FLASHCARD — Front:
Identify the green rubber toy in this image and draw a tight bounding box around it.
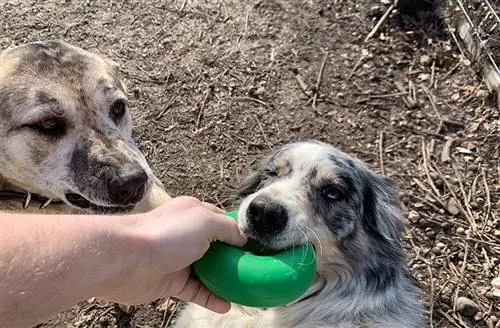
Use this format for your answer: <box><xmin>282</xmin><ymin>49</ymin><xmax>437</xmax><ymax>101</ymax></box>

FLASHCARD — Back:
<box><xmin>193</xmin><ymin>210</ymin><xmax>317</xmax><ymax>308</ymax></box>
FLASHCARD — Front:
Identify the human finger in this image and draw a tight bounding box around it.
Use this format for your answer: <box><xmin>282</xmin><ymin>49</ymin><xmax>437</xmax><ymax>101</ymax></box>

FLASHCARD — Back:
<box><xmin>173</xmin><ymin>276</ymin><xmax>231</xmax><ymax>313</ymax></box>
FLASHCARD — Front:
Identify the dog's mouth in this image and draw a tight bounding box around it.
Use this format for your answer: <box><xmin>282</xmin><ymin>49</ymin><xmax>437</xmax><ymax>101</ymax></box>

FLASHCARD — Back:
<box><xmin>65</xmin><ymin>193</ymin><xmax>133</xmax><ymax>214</ymax></box>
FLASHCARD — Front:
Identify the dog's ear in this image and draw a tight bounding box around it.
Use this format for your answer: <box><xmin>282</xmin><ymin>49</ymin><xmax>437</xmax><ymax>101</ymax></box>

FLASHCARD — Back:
<box><xmin>235</xmin><ymin>167</ymin><xmax>264</xmax><ymax>198</ymax></box>
<box><xmin>361</xmin><ymin>173</ymin><xmax>405</xmax><ymax>245</ymax></box>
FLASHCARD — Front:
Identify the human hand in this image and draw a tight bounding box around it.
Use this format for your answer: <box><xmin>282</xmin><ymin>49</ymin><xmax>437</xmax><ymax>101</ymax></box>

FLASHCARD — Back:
<box><xmin>98</xmin><ymin>196</ymin><xmax>246</xmax><ymax>313</ymax></box>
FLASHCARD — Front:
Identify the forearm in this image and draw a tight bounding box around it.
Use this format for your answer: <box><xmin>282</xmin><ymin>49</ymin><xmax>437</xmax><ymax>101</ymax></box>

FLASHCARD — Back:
<box><xmin>0</xmin><ymin>212</ymin><xmax>137</xmax><ymax>328</ymax></box>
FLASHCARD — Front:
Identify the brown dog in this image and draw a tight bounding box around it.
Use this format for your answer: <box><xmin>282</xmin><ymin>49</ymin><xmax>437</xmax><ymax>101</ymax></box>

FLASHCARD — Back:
<box><xmin>0</xmin><ymin>40</ymin><xmax>170</xmax><ymax>214</ymax></box>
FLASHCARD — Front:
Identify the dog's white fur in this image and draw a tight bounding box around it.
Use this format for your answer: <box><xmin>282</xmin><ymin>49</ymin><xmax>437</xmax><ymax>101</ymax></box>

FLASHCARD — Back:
<box><xmin>174</xmin><ymin>141</ymin><xmax>424</xmax><ymax>328</ymax></box>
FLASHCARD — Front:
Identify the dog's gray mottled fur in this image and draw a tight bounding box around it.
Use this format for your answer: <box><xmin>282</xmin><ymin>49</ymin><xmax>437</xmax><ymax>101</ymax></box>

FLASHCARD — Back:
<box><xmin>0</xmin><ymin>40</ymin><xmax>170</xmax><ymax>214</ymax></box>
<box><xmin>175</xmin><ymin>140</ymin><xmax>424</xmax><ymax>328</ymax></box>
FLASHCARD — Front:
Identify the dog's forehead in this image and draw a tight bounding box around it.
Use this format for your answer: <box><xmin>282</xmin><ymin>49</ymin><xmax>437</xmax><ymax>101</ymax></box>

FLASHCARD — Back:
<box><xmin>270</xmin><ymin>141</ymin><xmax>362</xmax><ymax>182</ymax></box>
<box><xmin>1</xmin><ymin>41</ymin><xmax>117</xmax><ymax>90</ymax></box>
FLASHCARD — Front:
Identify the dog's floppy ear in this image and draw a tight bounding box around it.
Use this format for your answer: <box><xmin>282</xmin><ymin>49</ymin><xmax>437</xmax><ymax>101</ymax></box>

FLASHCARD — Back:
<box><xmin>361</xmin><ymin>172</ymin><xmax>405</xmax><ymax>245</ymax></box>
<box><xmin>235</xmin><ymin>167</ymin><xmax>264</xmax><ymax>198</ymax></box>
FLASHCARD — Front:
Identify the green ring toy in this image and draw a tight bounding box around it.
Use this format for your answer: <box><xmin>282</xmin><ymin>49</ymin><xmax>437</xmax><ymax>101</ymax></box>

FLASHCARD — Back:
<box><xmin>193</xmin><ymin>210</ymin><xmax>317</xmax><ymax>308</ymax></box>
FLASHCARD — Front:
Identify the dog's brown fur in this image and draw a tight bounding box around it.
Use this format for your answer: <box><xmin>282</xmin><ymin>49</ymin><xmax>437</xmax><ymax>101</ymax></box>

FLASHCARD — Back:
<box><xmin>0</xmin><ymin>40</ymin><xmax>170</xmax><ymax>215</ymax></box>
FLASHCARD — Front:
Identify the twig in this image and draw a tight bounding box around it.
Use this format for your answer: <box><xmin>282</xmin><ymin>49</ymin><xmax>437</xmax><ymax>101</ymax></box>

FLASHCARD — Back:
<box><xmin>313</xmin><ymin>51</ymin><xmax>329</xmax><ymax>108</ymax></box>
<box><xmin>89</xmin><ymin>307</ymin><xmax>113</xmax><ymax>328</ymax></box>
<box><xmin>364</xmin><ymin>3</ymin><xmax>395</xmax><ymax>42</ymax></box>
<box><xmin>430</xmin><ymin>59</ymin><xmax>436</xmax><ymax>89</ymax></box>
<box><xmin>428</xmin><ymin>265</ymin><xmax>435</xmax><ymax>328</ymax></box>
<box><xmin>431</xmin><ymin>162</ymin><xmax>479</xmax><ymax>234</ymax></box>
<box><xmin>412</xmin><ymin>177</ymin><xmax>449</xmax><ymax>213</ymax></box>
<box><xmin>179</xmin><ymin>0</ymin><xmax>188</xmax><ymax>11</ymax></box>
<box><xmin>347</xmin><ymin>52</ymin><xmax>366</xmax><ymax>81</ymax></box>
<box><xmin>254</xmin><ymin>115</ymin><xmax>272</xmax><ymax>149</ymax></box>
<box><xmin>452</xmin><ymin>162</ymin><xmax>477</xmax><ymax>227</ymax></box>
<box><xmin>156</xmin><ymin>95</ymin><xmax>178</xmax><ymax>119</ymax></box>
<box><xmin>164</xmin><ymin>299</ymin><xmax>180</xmax><ymax>328</ymax></box>
<box><xmin>378</xmin><ymin>131</ymin><xmax>385</xmax><ymax>175</ymax></box>
<box><xmin>421</xmin><ymin>139</ymin><xmax>441</xmax><ymax>198</ymax></box>
<box><xmin>481</xmin><ymin>167</ymin><xmax>492</xmax><ymax>224</ymax></box>
<box><xmin>437</xmin><ymin>309</ymin><xmax>466</xmax><ymax>328</ymax></box>
<box><xmin>233</xmin><ymin>96</ymin><xmax>269</xmax><ymax>106</ymax></box>
<box><xmin>292</xmin><ymin>70</ymin><xmax>311</xmax><ymax>97</ymax></box>
<box><xmin>196</xmin><ymin>87</ymin><xmax>211</xmax><ymax>128</ymax></box>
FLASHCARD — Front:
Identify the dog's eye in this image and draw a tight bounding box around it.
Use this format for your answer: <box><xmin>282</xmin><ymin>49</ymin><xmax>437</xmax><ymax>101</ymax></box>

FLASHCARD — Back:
<box><xmin>29</xmin><ymin>117</ymin><xmax>66</xmax><ymax>138</ymax></box>
<box><xmin>264</xmin><ymin>167</ymin><xmax>278</xmax><ymax>177</ymax></box>
<box><xmin>109</xmin><ymin>99</ymin><xmax>127</xmax><ymax>122</ymax></box>
<box><xmin>321</xmin><ymin>185</ymin><xmax>343</xmax><ymax>201</ymax></box>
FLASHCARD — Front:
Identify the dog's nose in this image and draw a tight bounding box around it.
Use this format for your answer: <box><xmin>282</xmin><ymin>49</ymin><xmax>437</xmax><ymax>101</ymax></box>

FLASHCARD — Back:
<box><xmin>108</xmin><ymin>169</ymin><xmax>148</xmax><ymax>205</ymax></box>
<box><xmin>247</xmin><ymin>196</ymin><xmax>288</xmax><ymax>235</ymax></box>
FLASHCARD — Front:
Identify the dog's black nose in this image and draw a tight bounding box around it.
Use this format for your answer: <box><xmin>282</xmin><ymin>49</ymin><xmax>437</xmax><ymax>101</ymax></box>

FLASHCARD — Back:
<box><xmin>108</xmin><ymin>169</ymin><xmax>148</xmax><ymax>205</ymax></box>
<box><xmin>247</xmin><ymin>196</ymin><xmax>288</xmax><ymax>235</ymax></box>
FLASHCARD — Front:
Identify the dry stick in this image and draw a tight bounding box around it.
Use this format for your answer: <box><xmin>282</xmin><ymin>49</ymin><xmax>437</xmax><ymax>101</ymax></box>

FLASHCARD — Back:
<box><xmin>428</xmin><ymin>265</ymin><xmax>435</xmax><ymax>328</ymax></box>
<box><xmin>165</xmin><ymin>300</ymin><xmax>180</xmax><ymax>328</ymax></box>
<box><xmin>294</xmin><ymin>73</ymin><xmax>311</xmax><ymax>97</ymax></box>
<box><xmin>179</xmin><ymin>0</ymin><xmax>188</xmax><ymax>11</ymax></box>
<box><xmin>313</xmin><ymin>51</ymin><xmax>329</xmax><ymax>109</ymax></box>
<box><xmin>89</xmin><ymin>307</ymin><xmax>113</xmax><ymax>328</ymax></box>
<box><xmin>196</xmin><ymin>87</ymin><xmax>211</xmax><ymax>128</ymax></box>
<box><xmin>430</xmin><ymin>59</ymin><xmax>436</xmax><ymax>89</ymax></box>
<box><xmin>412</xmin><ymin>178</ymin><xmax>449</xmax><ymax>213</ymax></box>
<box><xmin>421</xmin><ymin>86</ymin><xmax>443</xmax><ymax>153</ymax></box>
<box><xmin>430</xmin><ymin>162</ymin><xmax>479</xmax><ymax>234</ymax></box>
<box><xmin>481</xmin><ymin>167</ymin><xmax>492</xmax><ymax>225</ymax></box>
<box><xmin>378</xmin><ymin>131</ymin><xmax>385</xmax><ymax>175</ymax></box>
<box><xmin>452</xmin><ymin>162</ymin><xmax>477</xmax><ymax>228</ymax></box>
<box><xmin>421</xmin><ymin>139</ymin><xmax>442</xmax><ymax>197</ymax></box>
<box><xmin>364</xmin><ymin>3</ymin><xmax>395</xmax><ymax>42</ymax></box>
<box><xmin>347</xmin><ymin>53</ymin><xmax>366</xmax><ymax>81</ymax></box>
<box><xmin>254</xmin><ymin>114</ymin><xmax>272</xmax><ymax>149</ymax></box>
<box><xmin>437</xmin><ymin>309</ymin><xmax>466</xmax><ymax>328</ymax></box>
<box><xmin>156</xmin><ymin>95</ymin><xmax>179</xmax><ymax>119</ymax></box>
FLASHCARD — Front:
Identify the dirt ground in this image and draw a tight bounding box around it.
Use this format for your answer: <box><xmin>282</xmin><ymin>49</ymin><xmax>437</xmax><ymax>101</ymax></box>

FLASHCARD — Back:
<box><xmin>1</xmin><ymin>0</ymin><xmax>499</xmax><ymax>327</ymax></box>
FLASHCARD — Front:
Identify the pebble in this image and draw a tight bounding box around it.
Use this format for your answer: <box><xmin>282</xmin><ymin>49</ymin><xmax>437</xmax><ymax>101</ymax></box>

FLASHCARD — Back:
<box><xmin>436</xmin><ymin>242</ymin><xmax>446</xmax><ymax>249</ymax></box>
<box><xmin>420</xmin><ymin>54</ymin><xmax>432</xmax><ymax>66</ymax></box>
<box><xmin>447</xmin><ymin>198</ymin><xmax>460</xmax><ymax>216</ymax></box>
<box><xmin>455</xmin><ymin>297</ymin><xmax>479</xmax><ymax>317</ymax></box>
<box><xmin>476</xmin><ymin>89</ymin><xmax>490</xmax><ymax>98</ymax></box>
<box><xmin>456</xmin><ymin>227</ymin><xmax>465</xmax><ymax>234</ymax></box>
<box><xmin>491</xmin><ymin>277</ymin><xmax>500</xmax><ymax>298</ymax></box>
<box><xmin>494</xmin><ymin>230</ymin><xmax>500</xmax><ymax>238</ymax></box>
<box><xmin>407</xmin><ymin>210</ymin><xmax>420</xmax><ymax>222</ymax></box>
<box><xmin>440</xmin><ymin>221</ymin><xmax>451</xmax><ymax>229</ymax></box>
<box><xmin>431</xmin><ymin>246</ymin><xmax>442</xmax><ymax>255</ymax></box>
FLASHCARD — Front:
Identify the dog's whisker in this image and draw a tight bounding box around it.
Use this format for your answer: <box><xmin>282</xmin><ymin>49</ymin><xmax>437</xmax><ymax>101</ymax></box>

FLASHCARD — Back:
<box><xmin>23</xmin><ymin>192</ymin><xmax>32</xmax><ymax>209</ymax></box>
<box><xmin>39</xmin><ymin>198</ymin><xmax>53</xmax><ymax>209</ymax></box>
<box><xmin>304</xmin><ymin>224</ymin><xmax>323</xmax><ymax>263</ymax></box>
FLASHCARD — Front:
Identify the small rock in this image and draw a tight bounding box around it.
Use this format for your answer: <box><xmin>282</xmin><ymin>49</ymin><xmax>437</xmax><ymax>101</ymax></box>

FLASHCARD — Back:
<box><xmin>494</xmin><ymin>230</ymin><xmax>500</xmax><ymax>238</ymax></box>
<box><xmin>441</xmin><ymin>221</ymin><xmax>451</xmax><ymax>229</ymax></box>
<box><xmin>469</xmin><ymin>201</ymin><xmax>479</xmax><ymax>209</ymax></box>
<box><xmin>473</xmin><ymin>311</ymin><xmax>483</xmax><ymax>321</ymax></box>
<box><xmin>436</xmin><ymin>242</ymin><xmax>446</xmax><ymax>249</ymax></box>
<box><xmin>457</xmin><ymin>251</ymin><xmax>465</xmax><ymax>260</ymax></box>
<box><xmin>447</xmin><ymin>198</ymin><xmax>460</xmax><ymax>216</ymax></box>
<box><xmin>456</xmin><ymin>226</ymin><xmax>465</xmax><ymax>234</ymax></box>
<box><xmin>419</xmin><ymin>54</ymin><xmax>432</xmax><ymax>66</ymax></box>
<box><xmin>491</xmin><ymin>277</ymin><xmax>500</xmax><ymax>298</ymax></box>
<box><xmin>408</xmin><ymin>210</ymin><xmax>420</xmax><ymax>222</ymax></box>
<box><xmin>455</xmin><ymin>296</ymin><xmax>479</xmax><ymax>317</ymax></box>
<box><xmin>490</xmin><ymin>315</ymin><xmax>498</xmax><ymax>324</ymax></box>
<box><xmin>431</xmin><ymin>246</ymin><xmax>442</xmax><ymax>255</ymax></box>
<box><xmin>417</xmin><ymin>73</ymin><xmax>430</xmax><ymax>81</ymax></box>
<box><xmin>476</xmin><ymin>89</ymin><xmax>489</xmax><ymax>98</ymax></box>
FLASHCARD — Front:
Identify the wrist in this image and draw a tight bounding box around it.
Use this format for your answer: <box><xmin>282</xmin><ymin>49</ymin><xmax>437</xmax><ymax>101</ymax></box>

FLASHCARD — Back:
<box><xmin>92</xmin><ymin>213</ymin><xmax>151</xmax><ymax>300</ymax></box>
